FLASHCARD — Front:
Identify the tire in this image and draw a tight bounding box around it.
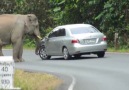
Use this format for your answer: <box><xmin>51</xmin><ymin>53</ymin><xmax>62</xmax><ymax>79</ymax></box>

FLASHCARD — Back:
<box><xmin>74</xmin><ymin>54</ymin><xmax>81</xmax><ymax>59</ymax></box>
<box><xmin>63</xmin><ymin>47</ymin><xmax>71</xmax><ymax>60</ymax></box>
<box><xmin>39</xmin><ymin>46</ymin><xmax>51</xmax><ymax>60</ymax></box>
<box><xmin>97</xmin><ymin>51</ymin><xmax>105</xmax><ymax>58</ymax></box>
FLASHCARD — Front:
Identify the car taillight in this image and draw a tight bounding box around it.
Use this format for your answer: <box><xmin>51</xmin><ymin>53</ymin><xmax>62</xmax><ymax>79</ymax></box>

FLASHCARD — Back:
<box><xmin>102</xmin><ymin>36</ymin><xmax>107</xmax><ymax>41</ymax></box>
<box><xmin>71</xmin><ymin>39</ymin><xmax>79</xmax><ymax>43</ymax></box>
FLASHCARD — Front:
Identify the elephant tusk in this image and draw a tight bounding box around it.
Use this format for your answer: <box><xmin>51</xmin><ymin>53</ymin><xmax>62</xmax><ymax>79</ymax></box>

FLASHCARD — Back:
<box><xmin>37</xmin><ymin>36</ymin><xmax>42</xmax><ymax>40</ymax></box>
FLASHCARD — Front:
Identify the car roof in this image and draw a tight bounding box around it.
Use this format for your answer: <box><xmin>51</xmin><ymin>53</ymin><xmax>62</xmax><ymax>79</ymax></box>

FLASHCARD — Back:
<box><xmin>56</xmin><ymin>24</ymin><xmax>92</xmax><ymax>29</ymax></box>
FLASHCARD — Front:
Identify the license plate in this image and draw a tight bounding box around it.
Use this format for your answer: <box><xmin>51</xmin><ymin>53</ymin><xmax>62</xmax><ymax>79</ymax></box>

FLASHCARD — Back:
<box><xmin>84</xmin><ymin>39</ymin><xmax>96</xmax><ymax>44</ymax></box>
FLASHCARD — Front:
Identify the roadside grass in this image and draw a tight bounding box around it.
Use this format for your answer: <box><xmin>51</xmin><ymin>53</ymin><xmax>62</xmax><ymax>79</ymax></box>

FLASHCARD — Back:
<box><xmin>14</xmin><ymin>70</ymin><xmax>62</xmax><ymax>90</ymax></box>
<box><xmin>108</xmin><ymin>47</ymin><xmax>129</xmax><ymax>53</ymax></box>
<box><xmin>3</xmin><ymin>45</ymin><xmax>34</xmax><ymax>50</ymax></box>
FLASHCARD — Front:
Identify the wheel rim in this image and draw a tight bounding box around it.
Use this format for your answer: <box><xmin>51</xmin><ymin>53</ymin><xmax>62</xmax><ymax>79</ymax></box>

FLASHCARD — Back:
<box><xmin>40</xmin><ymin>48</ymin><xmax>47</xmax><ymax>59</ymax></box>
<box><xmin>63</xmin><ymin>48</ymin><xmax>68</xmax><ymax>59</ymax></box>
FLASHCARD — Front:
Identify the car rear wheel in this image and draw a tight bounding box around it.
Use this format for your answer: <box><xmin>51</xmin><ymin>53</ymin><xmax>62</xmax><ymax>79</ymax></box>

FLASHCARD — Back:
<box><xmin>63</xmin><ymin>47</ymin><xmax>71</xmax><ymax>60</ymax></box>
<box><xmin>97</xmin><ymin>51</ymin><xmax>105</xmax><ymax>58</ymax></box>
<box><xmin>39</xmin><ymin>46</ymin><xmax>51</xmax><ymax>60</ymax></box>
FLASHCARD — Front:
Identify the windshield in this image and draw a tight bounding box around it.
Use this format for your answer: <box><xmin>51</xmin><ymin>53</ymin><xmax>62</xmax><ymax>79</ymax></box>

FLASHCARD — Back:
<box><xmin>70</xmin><ymin>26</ymin><xmax>100</xmax><ymax>34</ymax></box>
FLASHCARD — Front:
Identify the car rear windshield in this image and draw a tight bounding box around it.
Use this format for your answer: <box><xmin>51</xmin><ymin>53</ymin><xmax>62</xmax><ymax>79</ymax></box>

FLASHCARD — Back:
<box><xmin>70</xmin><ymin>26</ymin><xmax>100</xmax><ymax>34</ymax></box>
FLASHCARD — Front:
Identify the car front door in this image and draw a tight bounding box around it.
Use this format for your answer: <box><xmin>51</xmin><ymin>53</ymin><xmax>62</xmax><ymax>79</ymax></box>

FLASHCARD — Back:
<box><xmin>45</xmin><ymin>30</ymin><xmax>58</xmax><ymax>55</ymax></box>
<box><xmin>54</xmin><ymin>28</ymin><xmax>66</xmax><ymax>55</ymax></box>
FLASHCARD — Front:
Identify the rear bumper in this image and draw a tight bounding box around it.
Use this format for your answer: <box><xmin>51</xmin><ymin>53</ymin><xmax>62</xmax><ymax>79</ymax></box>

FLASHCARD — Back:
<box><xmin>68</xmin><ymin>42</ymin><xmax>107</xmax><ymax>55</ymax></box>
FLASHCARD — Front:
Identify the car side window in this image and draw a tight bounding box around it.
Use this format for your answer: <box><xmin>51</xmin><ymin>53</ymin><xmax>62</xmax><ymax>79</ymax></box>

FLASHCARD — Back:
<box><xmin>48</xmin><ymin>28</ymin><xmax>66</xmax><ymax>38</ymax></box>
<box><xmin>57</xmin><ymin>28</ymin><xmax>66</xmax><ymax>37</ymax></box>
<box><xmin>48</xmin><ymin>31</ymin><xmax>57</xmax><ymax>38</ymax></box>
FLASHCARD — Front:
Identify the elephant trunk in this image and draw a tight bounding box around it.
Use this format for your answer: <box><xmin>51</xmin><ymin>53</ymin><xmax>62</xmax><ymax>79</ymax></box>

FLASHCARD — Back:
<box><xmin>35</xmin><ymin>35</ymin><xmax>42</xmax><ymax>55</ymax></box>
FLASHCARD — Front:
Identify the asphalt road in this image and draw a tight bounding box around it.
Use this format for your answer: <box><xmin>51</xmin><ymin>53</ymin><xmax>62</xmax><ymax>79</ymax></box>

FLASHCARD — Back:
<box><xmin>3</xmin><ymin>49</ymin><xmax>129</xmax><ymax>90</ymax></box>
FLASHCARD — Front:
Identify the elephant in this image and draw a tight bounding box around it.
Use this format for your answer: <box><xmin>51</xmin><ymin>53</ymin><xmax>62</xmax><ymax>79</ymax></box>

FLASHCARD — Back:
<box><xmin>0</xmin><ymin>14</ymin><xmax>42</xmax><ymax>62</ymax></box>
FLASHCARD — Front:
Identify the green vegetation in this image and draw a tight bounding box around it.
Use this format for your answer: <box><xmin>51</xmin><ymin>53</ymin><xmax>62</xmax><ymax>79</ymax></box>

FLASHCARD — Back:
<box><xmin>1</xmin><ymin>0</ymin><xmax>129</xmax><ymax>49</ymax></box>
<box><xmin>108</xmin><ymin>48</ymin><xmax>129</xmax><ymax>53</ymax></box>
<box><xmin>14</xmin><ymin>70</ymin><xmax>62</xmax><ymax>90</ymax></box>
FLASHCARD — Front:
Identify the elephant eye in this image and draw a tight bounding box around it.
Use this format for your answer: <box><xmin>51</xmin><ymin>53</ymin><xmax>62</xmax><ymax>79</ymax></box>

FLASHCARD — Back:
<box><xmin>36</xmin><ymin>25</ymin><xmax>39</xmax><ymax>28</ymax></box>
<box><xmin>29</xmin><ymin>17</ymin><xmax>33</xmax><ymax>22</ymax></box>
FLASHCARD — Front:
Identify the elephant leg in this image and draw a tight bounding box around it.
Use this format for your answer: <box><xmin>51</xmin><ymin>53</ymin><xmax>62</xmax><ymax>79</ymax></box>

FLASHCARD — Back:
<box><xmin>0</xmin><ymin>39</ymin><xmax>3</xmax><ymax>56</ymax></box>
<box><xmin>0</xmin><ymin>46</ymin><xmax>4</xmax><ymax>56</ymax></box>
<box><xmin>18</xmin><ymin>42</ymin><xmax>24</xmax><ymax>62</ymax></box>
<box><xmin>12</xmin><ymin>40</ymin><xmax>22</xmax><ymax>62</ymax></box>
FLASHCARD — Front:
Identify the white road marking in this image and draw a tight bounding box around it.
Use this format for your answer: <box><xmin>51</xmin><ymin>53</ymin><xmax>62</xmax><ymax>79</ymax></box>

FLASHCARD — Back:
<box><xmin>68</xmin><ymin>75</ymin><xmax>76</xmax><ymax>90</ymax></box>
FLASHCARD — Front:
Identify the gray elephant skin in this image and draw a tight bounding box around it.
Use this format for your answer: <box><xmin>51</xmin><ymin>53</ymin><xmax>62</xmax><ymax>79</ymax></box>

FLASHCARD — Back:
<box><xmin>0</xmin><ymin>14</ymin><xmax>42</xmax><ymax>62</ymax></box>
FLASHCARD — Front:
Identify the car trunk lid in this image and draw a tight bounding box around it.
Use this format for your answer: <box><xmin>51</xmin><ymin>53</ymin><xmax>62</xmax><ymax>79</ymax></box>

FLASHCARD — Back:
<box><xmin>72</xmin><ymin>33</ymin><xmax>105</xmax><ymax>45</ymax></box>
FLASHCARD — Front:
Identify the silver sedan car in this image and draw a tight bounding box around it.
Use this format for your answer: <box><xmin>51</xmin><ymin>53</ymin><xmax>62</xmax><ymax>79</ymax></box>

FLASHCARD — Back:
<box><xmin>39</xmin><ymin>24</ymin><xmax>107</xmax><ymax>60</ymax></box>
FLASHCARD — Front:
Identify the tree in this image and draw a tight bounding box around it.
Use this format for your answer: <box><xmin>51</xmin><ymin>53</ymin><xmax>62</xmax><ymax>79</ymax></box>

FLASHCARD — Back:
<box><xmin>50</xmin><ymin>0</ymin><xmax>129</xmax><ymax>48</ymax></box>
<box><xmin>95</xmin><ymin>0</ymin><xmax>129</xmax><ymax>47</ymax></box>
